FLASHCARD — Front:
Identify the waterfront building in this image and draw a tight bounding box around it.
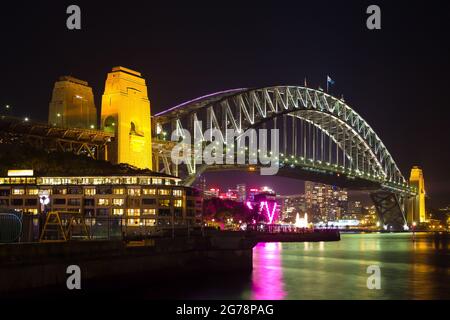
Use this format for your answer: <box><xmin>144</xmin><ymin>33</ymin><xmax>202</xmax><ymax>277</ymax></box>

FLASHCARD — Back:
<box><xmin>279</xmin><ymin>194</ymin><xmax>306</xmax><ymax>224</ymax></box>
<box><xmin>304</xmin><ymin>181</ymin><xmax>348</xmax><ymax>223</ymax></box>
<box><xmin>48</xmin><ymin>76</ymin><xmax>97</xmax><ymax>129</ymax></box>
<box><xmin>0</xmin><ymin>170</ymin><xmax>202</xmax><ymax>228</ymax></box>
<box><xmin>101</xmin><ymin>66</ymin><xmax>153</xmax><ymax>170</ymax></box>
<box><xmin>348</xmin><ymin>200</ymin><xmax>362</xmax><ymax>215</ymax></box>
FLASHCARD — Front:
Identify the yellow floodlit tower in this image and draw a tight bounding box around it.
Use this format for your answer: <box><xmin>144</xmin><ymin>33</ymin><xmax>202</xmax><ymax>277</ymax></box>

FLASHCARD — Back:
<box><xmin>409</xmin><ymin>166</ymin><xmax>426</xmax><ymax>223</ymax></box>
<box><xmin>101</xmin><ymin>67</ymin><xmax>152</xmax><ymax>169</ymax></box>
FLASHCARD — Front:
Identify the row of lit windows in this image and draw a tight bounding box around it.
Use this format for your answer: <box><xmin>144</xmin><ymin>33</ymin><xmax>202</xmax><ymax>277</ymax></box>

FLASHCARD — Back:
<box><xmin>11</xmin><ymin>189</ymin><xmax>39</xmax><ymax>195</ymax></box>
<box><xmin>112</xmin><ymin>208</ymin><xmax>157</xmax><ymax>216</ymax></box>
<box><xmin>96</xmin><ymin>198</ymin><xmax>182</xmax><ymax>206</ymax></box>
<box><xmin>0</xmin><ymin>176</ymin><xmax>180</xmax><ymax>186</ymax></box>
<box><xmin>3</xmin><ymin>188</ymin><xmax>183</xmax><ymax>197</ymax></box>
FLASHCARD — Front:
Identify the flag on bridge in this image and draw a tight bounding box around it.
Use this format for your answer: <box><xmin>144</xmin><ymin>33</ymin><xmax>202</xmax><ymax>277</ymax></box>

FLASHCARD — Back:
<box><xmin>326</xmin><ymin>75</ymin><xmax>335</xmax><ymax>93</ymax></box>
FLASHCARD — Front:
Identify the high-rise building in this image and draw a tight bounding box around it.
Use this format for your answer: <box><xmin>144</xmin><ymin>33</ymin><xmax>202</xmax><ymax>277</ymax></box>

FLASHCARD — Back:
<box><xmin>304</xmin><ymin>181</ymin><xmax>347</xmax><ymax>222</ymax></box>
<box><xmin>279</xmin><ymin>194</ymin><xmax>306</xmax><ymax>223</ymax></box>
<box><xmin>101</xmin><ymin>67</ymin><xmax>152</xmax><ymax>170</ymax></box>
<box><xmin>48</xmin><ymin>76</ymin><xmax>97</xmax><ymax>129</ymax></box>
<box><xmin>236</xmin><ymin>184</ymin><xmax>246</xmax><ymax>202</ymax></box>
<box><xmin>194</xmin><ymin>175</ymin><xmax>207</xmax><ymax>193</ymax></box>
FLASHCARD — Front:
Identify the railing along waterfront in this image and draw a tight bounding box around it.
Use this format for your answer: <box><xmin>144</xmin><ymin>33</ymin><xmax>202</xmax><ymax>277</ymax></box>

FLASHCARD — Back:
<box><xmin>0</xmin><ymin>214</ymin><xmax>200</xmax><ymax>243</ymax></box>
<box><xmin>246</xmin><ymin>224</ymin><xmax>338</xmax><ymax>234</ymax></box>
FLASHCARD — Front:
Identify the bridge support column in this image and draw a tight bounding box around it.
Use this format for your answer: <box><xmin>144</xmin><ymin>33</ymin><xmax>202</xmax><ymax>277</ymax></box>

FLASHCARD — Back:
<box><xmin>407</xmin><ymin>166</ymin><xmax>426</xmax><ymax>224</ymax></box>
<box><xmin>370</xmin><ymin>191</ymin><xmax>406</xmax><ymax>230</ymax></box>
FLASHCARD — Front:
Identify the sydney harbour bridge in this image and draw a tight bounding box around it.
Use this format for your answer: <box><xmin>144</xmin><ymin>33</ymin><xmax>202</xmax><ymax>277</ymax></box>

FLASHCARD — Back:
<box><xmin>0</xmin><ymin>81</ymin><xmax>421</xmax><ymax>230</ymax></box>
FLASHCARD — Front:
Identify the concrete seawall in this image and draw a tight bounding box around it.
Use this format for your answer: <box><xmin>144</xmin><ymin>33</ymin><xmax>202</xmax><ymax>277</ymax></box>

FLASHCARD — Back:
<box><xmin>0</xmin><ymin>235</ymin><xmax>255</xmax><ymax>294</ymax></box>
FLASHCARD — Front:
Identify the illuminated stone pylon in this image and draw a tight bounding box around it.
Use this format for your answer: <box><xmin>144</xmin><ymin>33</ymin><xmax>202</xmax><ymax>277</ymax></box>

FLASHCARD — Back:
<box><xmin>408</xmin><ymin>166</ymin><xmax>426</xmax><ymax>223</ymax></box>
<box><xmin>101</xmin><ymin>67</ymin><xmax>152</xmax><ymax>169</ymax></box>
<box><xmin>48</xmin><ymin>76</ymin><xmax>97</xmax><ymax>129</ymax></box>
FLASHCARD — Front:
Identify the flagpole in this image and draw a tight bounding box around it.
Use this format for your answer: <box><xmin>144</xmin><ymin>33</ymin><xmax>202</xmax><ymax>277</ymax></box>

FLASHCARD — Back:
<box><xmin>326</xmin><ymin>76</ymin><xmax>329</xmax><ymax>93</ymax></box>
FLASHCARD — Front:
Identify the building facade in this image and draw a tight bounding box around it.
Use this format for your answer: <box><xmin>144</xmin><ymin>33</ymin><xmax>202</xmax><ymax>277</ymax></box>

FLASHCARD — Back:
<box><xmin>304</xmin><ymin>181</ymin><xmax>348</xmax><ymax>223</ymax></box>
<box><xmin>0</xmin><ymin>172</ymin><xmax>202</xmax><ymax>229</ymax></box>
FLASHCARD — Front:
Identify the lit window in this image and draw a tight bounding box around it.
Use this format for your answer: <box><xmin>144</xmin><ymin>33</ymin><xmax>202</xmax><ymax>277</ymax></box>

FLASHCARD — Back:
<box><xmin>125</xmin><ymin>177</ymin><xmax>138</xmax><ymax>184</ymax></box>
<box><xmin>113</xmin><ymin>188</ymin><xmax>124</xmax><ymax>195</ymax></box>
<box><xmin>113</xmin><ymin>209</ymin><xmax>124</xmax><ymax>216</ymax></box>
<box><xmin>159</xmin><ymin>199</ymin><xmax>170</xmax><ymax>207</ymax></box>
<box><xmin>25</xmin><ymin>209</ymin><xmax>38</xmax><ymax>215</ymax></box>
<box><xmin>142</xmin><ymin>188</ymin><xmax>156</xmax><ymax>195</ymax></box>
<box><xmin>174</xmin><ymin>200</ymin><xmax>183</xmax><ymax>207</ymax></box>
<box><xmin>158</xmin><ymin>189</ymin><xmax>170</xmax><ymax>196</ymax></box>
<box><xmin>127</xmin><ymin>209</ymin><xmax>140</xmax><ymax>216</ymax></box>
<box><xmin>127</xmin><ymin>209</ymin><xmax>140</xmax><ymax>226</ymax></box>
<box><xmin>84</xmin><ymin>188</ymin><xmax>96</xmax><ymax>196</ymax></box>
<box><xmin>27</xmin><ymin>189</ymin><xmax>39</xmax><ymax>195</ymax></box>
<box><xmin>152</xmin><ymin>178</ymin><xmax>162</xmax><ymax>185</ymax></box>
<box><xmin>173</xmin><ymin>189</ymin><xmax>183</xmax><ymax>196</ymax></box>
<box><xmin>143</xmin><ymin>219</ymin><xmax>156</xmax><ymax>226</ymax></box>
<box><xmin>97</xmin><ymin>198</ymin><xmax>110</xmax><ymax>206</ymax></box>
<box><xmin>12</xmin><ymin>189</ymin><xmax>25</xmax><ymax>195</ymax></box>
<box><xmin>128</xmin><ymin>188</ymin><xmax>141</xmax><ymax>196</ymax></box>
<box><xmin>113</xmin><ymin>198</ymin><xmax>125</xmax><ymax>206</ymax></box>
<box><xmin>142</xmin><ymin>208</ymin><xmax>156</xmax><ymax>215</ymax></box>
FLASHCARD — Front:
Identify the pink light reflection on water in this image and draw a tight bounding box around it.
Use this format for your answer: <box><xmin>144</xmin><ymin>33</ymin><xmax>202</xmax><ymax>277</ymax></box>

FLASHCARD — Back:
<box><xmin>251</xmin><ymin>242</ymin><xmax>286</xmax><ymax>300</ymax></box>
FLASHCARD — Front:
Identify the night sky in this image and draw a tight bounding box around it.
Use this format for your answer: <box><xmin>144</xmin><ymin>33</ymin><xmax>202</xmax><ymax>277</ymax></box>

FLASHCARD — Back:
<box><xmin>0</xmin><ymin>1</ymin><xmax>449</xmax><ymax>206</ymax></box>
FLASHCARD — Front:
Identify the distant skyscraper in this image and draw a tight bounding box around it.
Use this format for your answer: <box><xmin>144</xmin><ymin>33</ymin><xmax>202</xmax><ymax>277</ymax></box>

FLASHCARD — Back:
<box><xmin>236</xmin><ymin>184</ymin><xmax>246</xmax><ymax>202</ymax></box>
<box><xmin>304</xmin><ymin>181</ymin><xmax>347</xmax><ymax>222</ymax></box>
<box><xmin>48</xmin><ymin>76</ymin><xmax>97</xmax><ymax>129</ymax></box>
<box><xmin>279</xmin><ymin>194</ymin><xmax>306</xmax><ymax>223</ymax></box>
<box><xmin>194</xmin><ymin>175</ymin><xmax>207</xmax><ymax>193</ymax></box>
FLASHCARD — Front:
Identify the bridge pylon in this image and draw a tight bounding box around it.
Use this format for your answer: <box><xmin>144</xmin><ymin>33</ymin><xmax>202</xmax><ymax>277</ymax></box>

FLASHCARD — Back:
<box><xmin>101</xmin><ymin>67</ymin><xmax>153</xmax><ymax>170</ymax></box>
<box><xmin>407</xmin><ymin>166</ymin><xmax>426</xmax><ymax>224</ymax></box>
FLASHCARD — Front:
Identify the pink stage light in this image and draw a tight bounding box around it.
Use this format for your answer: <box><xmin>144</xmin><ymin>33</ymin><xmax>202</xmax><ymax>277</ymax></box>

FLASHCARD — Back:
<box><xmin>246</xmin><ymin>201</ymin><xmax>254</xmax><ymax>210</ymax></box>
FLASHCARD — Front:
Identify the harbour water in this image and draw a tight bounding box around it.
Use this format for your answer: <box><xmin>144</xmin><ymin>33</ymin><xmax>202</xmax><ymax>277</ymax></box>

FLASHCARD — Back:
<box><xmin>173</xmin><ymin>232</ymin><xmax>449</xmax><ymax>300</ymax></box>
<box><xmin>25</xmin><ymin>232</ymin><xmax>448</xmax><ymax>299</ymax></box>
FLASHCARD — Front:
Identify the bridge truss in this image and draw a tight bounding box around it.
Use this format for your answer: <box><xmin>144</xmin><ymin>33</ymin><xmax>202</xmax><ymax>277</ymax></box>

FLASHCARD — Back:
<box><xmin>153</xmin><ymin>86</ymin><xmax>417</xmax><ymax>228</ymax></box>
<box><xmin>0</xmin><ymin>116</ymin><xmax>113</xmax><ymax>160</ymax></box>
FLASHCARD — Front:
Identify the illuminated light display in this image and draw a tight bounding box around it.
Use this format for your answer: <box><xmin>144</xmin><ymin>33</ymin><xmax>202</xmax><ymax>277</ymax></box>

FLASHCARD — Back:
<box><xmin>294</xmin><ymin>213</ymin><xmax>308</xmax><ymax>228</ymax></box>
<box><xmin>260</xmin><ymin>201</ymin><xmax>277</xmax><ymax>224</ymax></box>
<box><xmin>247</xmin><ymin>200</ymin><xmax>278</xmax><ymax>224</ymax></box>
<box><xmin>8</xmin><ymin>170</ymin><xmax>34</xmax><ymax>177</ymax></box>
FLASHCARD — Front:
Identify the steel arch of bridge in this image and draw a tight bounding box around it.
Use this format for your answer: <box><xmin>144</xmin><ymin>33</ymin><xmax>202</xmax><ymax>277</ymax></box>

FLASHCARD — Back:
<box><xmin>154</xmin><ymin>86</ymin><xmax>415</xmax><ymax>196</ymax></box>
